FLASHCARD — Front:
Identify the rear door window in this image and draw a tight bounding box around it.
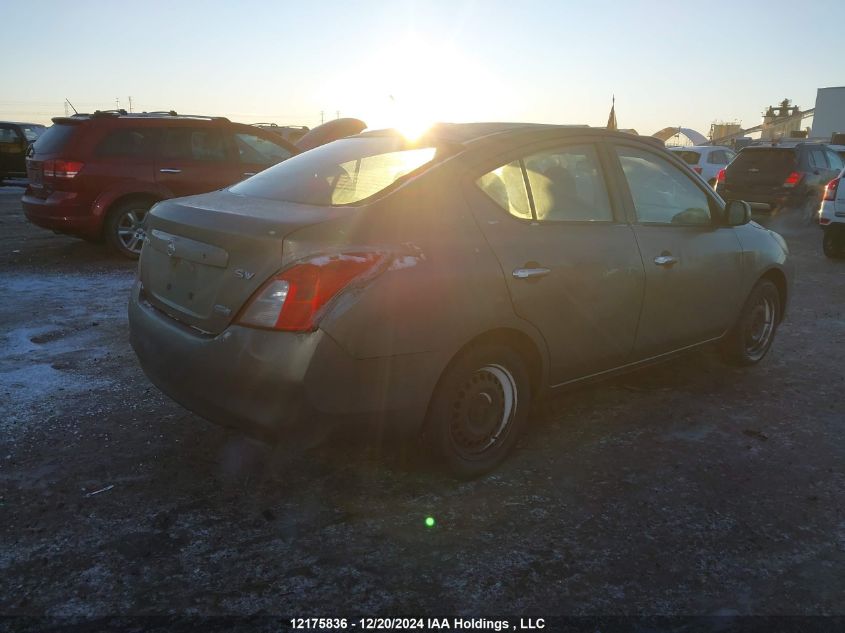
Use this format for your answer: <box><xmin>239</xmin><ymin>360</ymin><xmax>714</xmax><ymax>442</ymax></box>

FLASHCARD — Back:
<box><xmin>674</xmin><ymin>151</ymin><xmax>701</xmax><ymax>165</ymax></box>
<box><xmin>707</xmin><ymin>150</ymin><xmax>729</xmax><ymax>164</ymax></box>
<box><xmin>234</xmin><ymin>133</ymin><xmax>293</xmax><ymax>165</ymax></box>
<box><xmin>826</xmin><ymin>150</ymin><xmax>844</xmax><ymax>172</ymax></box>
<box><xmin>95</xmin><ymin>128</ymin><xmax>158</xmax><ymax>158</ymax></box>
<box><xmin>160</xmin><ymin>128</ymin><xmax>228</xmax><ymax>162</ymax></box>
<box><xmin>616</xmin><ymin>145</ymin><xmax>712</xmax><ymax>225</ymax></box>
<box><xmin>808</xmin><ymin>147</ymin><xmax>828</xmax><ymax>170</ymax></box>
<box><xmin>31</xmin><ymin>124</ymin><xmax>77</xmax><ymax>154</ymax></box>
<box><xmin>477</xmin><ymin>161</ymin><xmax>532</xmax><ymax>219</ymax></box>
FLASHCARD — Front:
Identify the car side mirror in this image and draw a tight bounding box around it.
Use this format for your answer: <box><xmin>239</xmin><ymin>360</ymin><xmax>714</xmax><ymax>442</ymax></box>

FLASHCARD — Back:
<box><xmin>726</xmin><ymin>199</ymin><xmax>751</xmax><ymax>226</ymax></box>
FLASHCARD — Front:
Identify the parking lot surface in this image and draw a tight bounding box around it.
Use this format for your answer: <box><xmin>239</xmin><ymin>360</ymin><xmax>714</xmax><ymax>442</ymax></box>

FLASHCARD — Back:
<box><xmin>1</xmin><ymin>186</ymin><xmax>844</xmax><ymax>618</ymax></box>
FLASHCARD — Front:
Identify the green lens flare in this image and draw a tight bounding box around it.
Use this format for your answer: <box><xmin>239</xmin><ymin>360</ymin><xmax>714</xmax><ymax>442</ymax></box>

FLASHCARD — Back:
<box><xmin>425</xmin><ymin>516</ymin><xmax>436</xmax><ymax>528</ymax></box>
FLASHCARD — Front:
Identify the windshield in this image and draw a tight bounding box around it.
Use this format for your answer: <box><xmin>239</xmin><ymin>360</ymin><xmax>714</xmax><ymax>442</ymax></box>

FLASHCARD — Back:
<box><xmin>229</xmin><ymin>136</ymin><xmax>441</xmax><ymax>206</ymax></box>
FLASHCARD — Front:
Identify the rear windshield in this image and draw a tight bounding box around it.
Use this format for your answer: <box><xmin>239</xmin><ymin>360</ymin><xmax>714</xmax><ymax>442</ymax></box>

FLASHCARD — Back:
<box><xmin>673</xmin><ymin>150</ymin><xmax>701</xmax><ymax>165</ymax></box>
<box><xmin>32</xmin><ymin>124</ymin><xmax>78</xmax><ymax>154</ymax></box>
<box><xmin>21</xmin><ymin>125</ymin><xmax>46</xmax><ymax>142</ymax></box>
<box><xmin>730</xmin><ymin>148</ymin><xmax>796</xmax><ymax>172</ymax></box>
<box><xmin>229</xmin><ymin>136</ymin><xmax>440</xmax><ymax>206</ymax></box>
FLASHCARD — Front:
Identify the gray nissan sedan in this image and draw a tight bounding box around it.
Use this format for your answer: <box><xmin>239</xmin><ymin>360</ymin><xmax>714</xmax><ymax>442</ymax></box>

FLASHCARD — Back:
<box><xmin>129</xmin><ymin>123</ymin><xmax>790</xmax><ymax>477</ymax></box>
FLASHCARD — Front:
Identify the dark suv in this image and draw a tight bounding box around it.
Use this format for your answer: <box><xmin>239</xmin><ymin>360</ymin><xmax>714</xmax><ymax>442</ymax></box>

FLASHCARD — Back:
<box><xmin>716</xmin><ymin>143</ymin><xmax>844</xmax><ymax>212</ymax></box>
<box><xmin>22</xmin><ymin>111</ymin><xmax>298</xmax><ymax>257</ymax></box>
<box><xmin>1</xmin><ymin>121</ymin><xmax>46</xmax><ymax>183</ymax></box>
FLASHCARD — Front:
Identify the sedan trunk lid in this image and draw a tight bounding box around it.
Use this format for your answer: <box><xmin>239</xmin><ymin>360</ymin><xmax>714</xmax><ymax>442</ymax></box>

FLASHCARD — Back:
<box><xmin>139</xmin><ymin>190</ymin><xmax>354</xmax><ymax>334</ymax></box>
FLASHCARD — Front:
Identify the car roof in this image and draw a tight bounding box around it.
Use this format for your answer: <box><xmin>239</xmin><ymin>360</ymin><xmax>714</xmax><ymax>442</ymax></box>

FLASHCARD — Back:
<box><xmin>668</xmin><ymin>145</ymin><xmax>730</xmax><ymax>151</ymax></box>
<box><xmin>1</xmin><ymin>121</ymin><xmax>45</xmax><ymax>126</ymax></box>
<box><xmin>359</xmin><ymin>122</ymin><xmax>666</xmax><ymax>149</ymax></box>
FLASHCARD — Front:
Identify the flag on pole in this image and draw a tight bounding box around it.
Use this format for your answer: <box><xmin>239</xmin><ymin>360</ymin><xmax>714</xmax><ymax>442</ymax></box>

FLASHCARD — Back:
<box><xmin>606</xmin><ymin>95</ymin><xmax>617</xmax><ymax>131</ymax></box>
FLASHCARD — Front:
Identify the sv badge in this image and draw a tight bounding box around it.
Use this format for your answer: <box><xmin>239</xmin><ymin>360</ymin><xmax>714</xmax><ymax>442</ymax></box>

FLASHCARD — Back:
<box><xmin>234</xmin><ymin>269</ymin><xmax>255</xmax><ymax>280</ymax></box>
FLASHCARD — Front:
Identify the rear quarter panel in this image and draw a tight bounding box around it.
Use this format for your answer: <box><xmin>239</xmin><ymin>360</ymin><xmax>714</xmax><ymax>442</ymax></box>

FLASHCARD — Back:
<box><xmin>284</xmin><ymin>165</ymin><xmax>549</xmax><ymax>372</ymax></box>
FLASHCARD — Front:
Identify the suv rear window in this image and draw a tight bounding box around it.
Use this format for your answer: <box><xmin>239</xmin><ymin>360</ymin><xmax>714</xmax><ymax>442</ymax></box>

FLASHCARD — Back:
<box><xmin>730</xmin><ymin>148</ymin><xmax>796</xmax><ymax>172</ymax></box>
<box><xmin>673</xmin><ymin>150</ymin><xmax>701</xmax><ymax>165</ymax></box>
<box><xmin>32</xmin><ymin>124</ymin><xmax>77</xmax><ymax>154</ymax></box>
<box><xmin>230</xmin><ymin>136</ymin><xmax>440</xmax><ymax>206</ymax></box>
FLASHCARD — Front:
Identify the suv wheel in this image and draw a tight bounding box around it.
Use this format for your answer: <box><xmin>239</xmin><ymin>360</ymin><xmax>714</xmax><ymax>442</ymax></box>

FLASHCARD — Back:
<box><xmin>105</xmin><ymin>199</ymin><xmax>152</xmax><ymax>259</ymax></box>
<box><xmin>424</xmin><ymin>343</ymin><xmax>531</xmax><ymax>478</ymax></box>
<box><xmin>823</xmin><ymin>226</ymin><xmax>845</xmax><ymax>259</ymax></box>
<box><xmin>720</xmin><ymin>279</ymin><xmax>781</xmax><ymax>366</ymax></box>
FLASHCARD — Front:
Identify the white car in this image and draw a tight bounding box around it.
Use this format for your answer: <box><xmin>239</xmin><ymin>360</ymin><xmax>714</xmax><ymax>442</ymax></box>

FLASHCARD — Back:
<box><xmin>669</xmin><ymin>146</ymin><xmax>736</xmax><ymax>187</ymax></box>
<box><xmin>819</xmin><ymin>167</ymin><xmax>845</xmax><ymax>258</ymax></box>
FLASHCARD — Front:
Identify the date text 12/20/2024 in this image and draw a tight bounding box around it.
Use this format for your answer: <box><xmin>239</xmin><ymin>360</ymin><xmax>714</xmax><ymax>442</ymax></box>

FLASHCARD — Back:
<box><xmin>290</xmin><ymin>618</ymin><xmax>546</xmax><ymax>630</ymax></box>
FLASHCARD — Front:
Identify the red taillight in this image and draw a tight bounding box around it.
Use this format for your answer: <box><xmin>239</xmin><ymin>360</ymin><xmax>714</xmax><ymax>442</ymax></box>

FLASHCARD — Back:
<box><xmin>783</xmin><ymin>171</ymin><xmax>804</xmax><ymax>188</ymax></box>
<box><xmin>716</xmin><ymin>169</ymin><xmax>726</xmax><ymax>183</ymax></box>
<box><xmin>692</xmin><ymin>166</ymin><xmax>703</xmax><ymax>174</ymax></box>
<box><xmin>237</xmin><ymin>253</ymin><xmax>387</xmax><ymax>332</ymax></box>
<box><xmin>824</xmin><ymin>177</ymin><xmax>840</xmax><ymax>201</ymax></box>
<box><xmin>43</xmin><ymin>159</ymin><xmax>84</xmax><ymax>179</ymax></box>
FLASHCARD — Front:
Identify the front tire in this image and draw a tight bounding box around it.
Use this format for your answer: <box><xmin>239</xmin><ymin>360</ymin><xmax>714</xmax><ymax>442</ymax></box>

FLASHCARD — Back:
<box><xmin>424</xmin><ymin>343</ymin><xmax>531</xmax><ymax>478</ymax></box>
<box><xmin>105</xmin><ymin>199</ymin><xmax>152</xmax><ymax>259</ymax></box>
<box><xmin>719</xmin><ymin>279</ymin><xmax>781</xmax><ymax>366</ymax></box>
<box><xmin>823</xmin><ymin>226</ymin><xmax>845</xmax><ymax>259</ymax></box>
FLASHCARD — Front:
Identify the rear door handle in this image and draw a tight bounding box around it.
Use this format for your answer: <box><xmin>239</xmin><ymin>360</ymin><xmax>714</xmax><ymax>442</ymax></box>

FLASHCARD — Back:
<box><xmin>159</xmin><ymin>168</ymin><xmax>182</xmax><ymax>174</ymax></box>
<box><xmin>513</xmin><ymin>267</ymin><xmax>551</xmax><ymax>279</ymax></box>
<box><xmin>242</xmin><ymin>172</ymin><xmax>257</xmax><ymax>177</ymax></box>
<box><xmin>654</xmin><ymin>255</ymin><xmax>678</xmax><ymax>267</ymax></box>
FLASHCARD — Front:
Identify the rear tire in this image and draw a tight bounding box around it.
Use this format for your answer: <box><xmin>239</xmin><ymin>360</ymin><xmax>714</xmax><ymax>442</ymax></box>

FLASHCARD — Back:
<box><xmin>423</xmin><ymin>343</ymin><xmax>531</xmax><ymax>478</ymax></box>
<box><xmin>105</xmin><ymin>199</ymin><xmax>153</xmax><ymax>259</ymax></box>
<box><xmin>719</xmin><ymin>279</ymin><xmax>781</xmax><ymax>366</ymax></box>
<box><xmin>823</xmin><ymin>226</ymin><xmax>845</xmax><ymax>259</ymax></box>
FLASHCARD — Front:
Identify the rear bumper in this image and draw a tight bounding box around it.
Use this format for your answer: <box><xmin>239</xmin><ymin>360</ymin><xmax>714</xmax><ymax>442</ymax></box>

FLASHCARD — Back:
<box><xmin>818</xmin><ymin>200</ymin><xmax>845</xmax><ymax>226</ymax></box>
<box><xmin>716</xmin><ymin>186</ymin><xmax>804</xmax><ymax>211</ymax></box>
<box><xmin>22</xmin><ymin>189</ymin><xmax>99</xmax><ymax>238</ymax></box>
<box><xmin>128</xmin><ymin>283</ymin><xmax>437</xmax><ymax>445</ymax></box>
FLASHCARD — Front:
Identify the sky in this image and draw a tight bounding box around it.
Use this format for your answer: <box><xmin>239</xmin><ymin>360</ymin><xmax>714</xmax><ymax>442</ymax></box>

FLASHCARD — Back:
<box><xmin>4</xmin><ymin>0</ymin><xmax>844</xmax><ymax>138</ymax></box>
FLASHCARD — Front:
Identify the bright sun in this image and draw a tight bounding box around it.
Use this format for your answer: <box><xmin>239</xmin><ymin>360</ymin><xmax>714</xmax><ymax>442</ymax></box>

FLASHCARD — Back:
<box><xmin>321</xmin><ymin>35</ymin><xmax>499</xmax><ymax>138</ymax></box>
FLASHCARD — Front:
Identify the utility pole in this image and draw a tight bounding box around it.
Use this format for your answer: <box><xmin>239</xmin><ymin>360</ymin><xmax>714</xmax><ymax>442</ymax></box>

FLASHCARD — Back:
<box><xmin>320</xmin><ymin>110</ymin><xmax>325</xmax><ymax>124</ymax></box>
<box><xmin>64</xmin><ymin>102</ymin><xmax>69</xmax><ymax>116</ymax></box>
<box><xmin>128</xmin><ymin>96</ymin><xmax>133</xmax><ymax>113</ymax></box>
<box><xmin>336</xmin><ymin>110</ymin><xmax>340</xmax><ymax>120</ymax></box>
<box><xmin>115</xmin><ymin>97</ymin><xmax>120</xmax><ymax>110</ymax></box>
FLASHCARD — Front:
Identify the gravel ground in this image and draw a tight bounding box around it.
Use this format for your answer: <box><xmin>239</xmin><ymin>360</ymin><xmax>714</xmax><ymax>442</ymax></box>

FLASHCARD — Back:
<box><xmin>1</xmin><ymin>185</ymin><xmax>844</xmax><ymax>625</ymax></box>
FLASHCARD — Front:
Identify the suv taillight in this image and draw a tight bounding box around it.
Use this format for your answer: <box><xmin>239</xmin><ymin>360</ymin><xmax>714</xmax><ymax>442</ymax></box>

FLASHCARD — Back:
<box><xmin>783</xmin><ymin>171</ymin><xmax>804</xmax><ymax>188</ymax></box>
<box><xmin>716</xmin><ymin>168</ymin><xmax>726</xmax><ymax>183</ymax></box>
<box><xmin>43</xmin><ymin>159</ymin><xmax>84</xmax><ymax>179</ymax></box>
<box><xmin>824</xmin><ymin>177</ymin><xmax>840</xmax><ymax>201</ymax></box>
<box><xmin>236</xmin><ymin>253</ymin><xmax>387</xmax><ymax>332</ymax></box>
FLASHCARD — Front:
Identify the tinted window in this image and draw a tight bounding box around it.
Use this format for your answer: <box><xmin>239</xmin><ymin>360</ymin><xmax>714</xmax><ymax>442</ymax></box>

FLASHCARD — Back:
<box><xmin>730</xmin><ymin>149</ymin><xmax>796</xmax><ymax>173</ymax></box>
<box><xmin>234</xmin><ymin>133</ymin><xmax>293</xmax><ymax>165</ymax></box>
<box><xmin>707</xmin><ymin>150</ymin><xmax>728</xmax><ymax>164</ymax></box>
<box><xmin>32</xmin><ymin>124</ymin><xmax>77</xmax><ymax>154</ymax></box>
<box><xmin>477</xmin><ymin>160</ymin><xmax>532</xmax><ymax>219</ymax></box>
<box><xmin>230</xmin><ymin>136</ymin><xmax>439</xmax><ymax>206</ymax></box>
<box><xmin>808</xmin><ymin>148</ymin><xmax>828</xmax><ymax>170</ymax></box>
<box><xmin>673</xmin><ymin>150</ymin><xmax>701</xmax><ymax>165</ymax></box>
<box><xmin>160</xmin><ymin>128</ymin><xmax>227</xmax><ymax>162</ymax></box>
<box><xmin>95</xmin><ymin>129</ymin><xmax>157</xmax><ymax>158</ymax></box>
<box><xmin>616</xmin><ymin>146</ymin><xmax>712</xmax><ymax>226</ymax></box>
<box><xmin>0</xmin><ymin>126</ymin><xmax>22</xmax><ymax>144</ymax></box>
<box><xmin>524</xmin><ymin>145</ymin><xmax>612</xmax><ymax>221</ymax></box>
<box><xmin>20</xmin><ymin>125</ymin><xmax>46</xmax><ymax>142</ymax></box>
<box><xmin>826</xmin><ymin>150</ymin><xmax>844</xmax><ymax>171</ymax></box>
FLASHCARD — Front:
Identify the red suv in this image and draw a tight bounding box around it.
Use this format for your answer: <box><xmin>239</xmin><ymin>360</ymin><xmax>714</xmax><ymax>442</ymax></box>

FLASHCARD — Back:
<box><xmin>22</xmin><ymin>111</ymin><xmax>298</xmax><ymax>257</ymax></box>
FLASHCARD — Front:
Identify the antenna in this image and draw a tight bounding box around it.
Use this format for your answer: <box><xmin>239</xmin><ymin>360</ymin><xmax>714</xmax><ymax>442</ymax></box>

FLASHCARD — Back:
<box><xmin>65</xmin><ymin>98</ymin><xmax>78</xmax><ymax>115</ymax></box>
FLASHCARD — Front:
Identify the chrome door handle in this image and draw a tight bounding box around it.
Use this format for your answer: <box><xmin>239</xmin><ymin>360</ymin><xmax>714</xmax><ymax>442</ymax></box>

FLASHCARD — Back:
<box><xmin>242</xmin><ymin>172</ymin><xmax>257</xmax><ymax>177</ymax></box>
<box><xmin>159</xmin><ymin>168</ymin><xmax>182</xmax><ymax>174</ymax></box>
<box><xmin>512</xmin><ymin>267</ymin><xmax>551</xmax><ymax>279</ymax></box>
<box><xmin>654</xmin><ymin>255</ymin><xmax>678</xmax><ymax>266</ymax></box>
